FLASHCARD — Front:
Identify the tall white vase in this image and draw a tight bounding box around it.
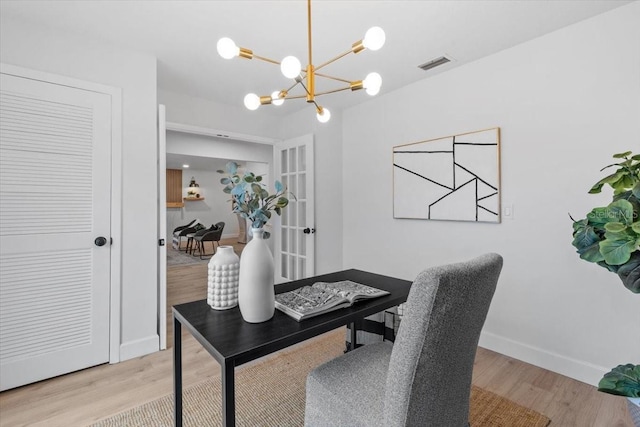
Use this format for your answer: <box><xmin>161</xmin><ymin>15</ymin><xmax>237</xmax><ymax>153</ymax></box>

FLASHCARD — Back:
<box><xmin>207</xmin><ymin>246</ymin><xmax>240</xmax><ymax>310</ymax></box>
<box><xmin>238</xmin><ymin>227</ymin><xmax>275</xmax><ymax>323</ymax></box>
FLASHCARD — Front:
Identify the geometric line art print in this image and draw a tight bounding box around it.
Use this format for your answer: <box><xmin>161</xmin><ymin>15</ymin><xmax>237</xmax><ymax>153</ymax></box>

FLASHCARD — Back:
<box><xmin>393</xmin><ymin>128</ymin><xmax>501</xmax><ymax>223</ymax></box>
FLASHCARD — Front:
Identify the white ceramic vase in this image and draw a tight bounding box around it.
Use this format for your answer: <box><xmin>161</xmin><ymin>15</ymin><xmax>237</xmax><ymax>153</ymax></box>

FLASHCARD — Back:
<box><xmin>207</xmin><ymin>246</ymin><xmax>240</xmax><ymax>310</ymax></box>
<box><xmin>238</xmin><ymin>227</ymin><xmax>275</xmax><ymax>323</ymax></box>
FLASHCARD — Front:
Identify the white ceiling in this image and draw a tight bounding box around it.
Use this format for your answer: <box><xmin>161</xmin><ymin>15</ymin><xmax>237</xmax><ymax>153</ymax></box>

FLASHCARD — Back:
<box><xmin>1</xmin><ymin>0</ymin><xmax>633</xmax><ymax>118</ymax></box>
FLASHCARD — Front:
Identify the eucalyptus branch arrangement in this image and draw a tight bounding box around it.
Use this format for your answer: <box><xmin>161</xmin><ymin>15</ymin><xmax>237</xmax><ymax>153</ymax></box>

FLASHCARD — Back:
<box><xmin>218</xmin><ymin>162</ymin><xmax>294</xmax><ymax>237</ymax></box>
<box><xmin>571</xmin><ymin>151</ymin><xmax>640</xmax><ymax>293</ymax></box>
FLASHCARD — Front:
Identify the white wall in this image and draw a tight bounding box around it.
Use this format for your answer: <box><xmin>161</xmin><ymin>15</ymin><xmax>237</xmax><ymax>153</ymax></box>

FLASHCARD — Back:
<box><xmin>342</xmin><ymin>2</ymin><xmax>640</xmax><ymax>385</ymax></box>
<box><xmin>0</xmin><ymin>19</ymin><xmax>160</xmax><ymax>359</ymax></box>
<box><xmin>160</xmin><ymin>89</ymin><xmax>281</xmax><ymax>139</ymax></box>
<box><xmin>279</xmin><ymin>109</ymin><xmax>344</xmax><ymax>275</ymax></box>
<box><xmin>166</xmin><ymin>130</ymin><xmax>272</xmax><ymax>165</ymax></box>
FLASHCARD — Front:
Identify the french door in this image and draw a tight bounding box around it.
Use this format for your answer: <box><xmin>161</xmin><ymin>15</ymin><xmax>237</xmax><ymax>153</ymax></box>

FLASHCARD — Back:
<box><xmin>0</xmin><ymin>67</ymin><xmax>113</xmax><ymax>390</ymax></box>
<box><xmin>274</xmin><ymin>134</ymin><xmax>315</xmax><ymax>282</ymax></box>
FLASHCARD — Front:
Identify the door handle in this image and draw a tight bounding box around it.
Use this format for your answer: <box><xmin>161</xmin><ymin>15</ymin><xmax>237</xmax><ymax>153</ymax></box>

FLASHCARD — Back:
<box><xmin>303</xmin><ymin>227</ymin><xmax>315</xmax><ymax>234</ymax></box>
<box><xmin>94</xmin><ymin>236</ymin><xmax>108</xmax><ymax>247</ymax></box>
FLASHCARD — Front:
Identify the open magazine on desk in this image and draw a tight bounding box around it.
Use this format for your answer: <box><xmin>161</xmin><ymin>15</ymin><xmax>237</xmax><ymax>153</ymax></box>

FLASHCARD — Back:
<box><xmin>275</xmin><ymin>280</ymin><xmax>390</xmax><ymax>321</ymax></box>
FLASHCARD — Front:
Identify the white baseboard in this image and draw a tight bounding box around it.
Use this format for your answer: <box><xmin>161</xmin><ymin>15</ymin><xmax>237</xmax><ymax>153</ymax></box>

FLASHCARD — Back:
<box><xmin>119</xmin><ymin>335</ymin><xmax>159</xmax><ymax>361</ymax></box>
<box><xmin>478</xmin><ymin>330</ymin><xmax>606</xmax><ymax>386</ymax></box>
<box><xmin>222</xmin><ymin>232</ymin><xmax>238</xmax><ymax>240</ymax></box>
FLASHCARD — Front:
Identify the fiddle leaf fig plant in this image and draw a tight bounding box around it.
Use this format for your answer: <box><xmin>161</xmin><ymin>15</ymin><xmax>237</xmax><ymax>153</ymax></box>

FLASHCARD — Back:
<box><xmin>598</xmin><ymin>364</ymin><xmax>640</xmax><ymax>398</ymax></box>
<box><xmin>571</xmin><ymin>152</ymin><xmax>639</xmax><ymax>402</ymax></box>
<box><xmin>217</xmin><ymin>161</ymin><xmax>294</xmax><ymax>238</ymax></box>
<box><xmin>571</xmin><ymin>151</ymin><xmax>640</xmax><ymax>293</ymax></box>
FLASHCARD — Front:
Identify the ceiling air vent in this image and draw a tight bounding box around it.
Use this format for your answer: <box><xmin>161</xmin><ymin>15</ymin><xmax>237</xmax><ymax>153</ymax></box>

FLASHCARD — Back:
<box><xmin>418</xmin><ymin>55</ymin><xmax>453</xmax><ymax>71</ymax></box>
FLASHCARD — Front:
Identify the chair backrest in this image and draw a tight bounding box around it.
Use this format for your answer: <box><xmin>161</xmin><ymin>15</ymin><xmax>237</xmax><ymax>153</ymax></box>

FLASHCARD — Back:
<box><xmin>383</xmin><ymin>253</ymin><xmax>503</xmax><ymax>427</ymax></box>
<box><xmin>200</xmin><ymin>222</ymin><xmax>225</xmax><ymax>241</ymax></box>
<box><xmin>173</xmin><ymin>218</ymin><xmax>199</xmax><ymax>233</ymax></box>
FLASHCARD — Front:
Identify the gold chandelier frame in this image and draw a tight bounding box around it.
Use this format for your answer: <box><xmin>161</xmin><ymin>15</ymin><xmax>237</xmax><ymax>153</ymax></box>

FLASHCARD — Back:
<box><xmin>217</xmin><ymin>0</ymin><xmax>385</xmax><ymax>122</ymax></box>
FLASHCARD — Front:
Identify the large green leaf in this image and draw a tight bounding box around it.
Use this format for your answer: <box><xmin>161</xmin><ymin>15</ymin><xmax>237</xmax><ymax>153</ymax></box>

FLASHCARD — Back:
<box><xmin>578</xmin><ymin>242</ymin><xmax>605</xmax><ymax>263</ymax></box>
<box><xmin>607</xmin><ymin>199</ymin><xmax>635</xmax><ymax>225</ymax></box>
<box><xmin>612</xmin><ymin>151</ymin><xmax>632</xmax><ymax>159</ymax></box>
<box><xmin>604</xmin><ymin>222</ymin><xmax>627</xmax><ymax>233</ymax></box>
<box><xmin>599</xmin><ymin>234</ymin><xmax>636</xmax><ymax>265</ymax></box>
<box><xmin>633</xmin><ymin>182</ymin><xmax>640</xmax><ymax>199</ymax></box>
<box><xmin>589</xmin><ymin>171</ymin><xmax>624</xmax><ymax>194</ymax></box>
<box><xmin>572</xmin><ymin>225</ymin><xmax>599</xmax><ymax>250</ymax></box>
<box><xmin>572</xmin><ymin>218</ymin><xmax>588</xmax><ymax>232</ymax></box>
<box><xmin>617</xmin><ymin>252</ymin><xmax>640</xmax><ymax>293</ymax></box>
<box><xmin>598</xmin><ymin>364</ymin><xmax>640</xmax><ymax>397</ymax></box>
<box><xmin>586</xmin><ymin>207</ymin><xmax>615</xmax><ymax>227</ymax></box>
<box><xmin>596</xmin><ymin>260</ymin><xmax>619</xmax><ymax>273</ymax></box>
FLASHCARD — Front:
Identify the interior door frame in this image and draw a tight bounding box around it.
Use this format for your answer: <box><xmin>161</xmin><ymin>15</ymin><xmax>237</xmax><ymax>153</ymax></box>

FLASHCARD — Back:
<box><xmin>0</xmin><ymin>63</ymin><xmax>123</xmax><ymax>363</ymax></box>
<box><xmin>157</xmin><ymin>105</ymin><xmax>167</xmax><ymax>350</ymax></box>
<box><xmin>159</xmin><ymin>121</ymin><xmax>279</xmax><ymax>346</ymax></box>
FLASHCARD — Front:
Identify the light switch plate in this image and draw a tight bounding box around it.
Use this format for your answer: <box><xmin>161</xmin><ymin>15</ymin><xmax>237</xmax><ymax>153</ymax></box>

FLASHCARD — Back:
<box><xmin>502</xmin><ymin>203</ymin><xmax>514</xmax><ymax>220</ymax></box>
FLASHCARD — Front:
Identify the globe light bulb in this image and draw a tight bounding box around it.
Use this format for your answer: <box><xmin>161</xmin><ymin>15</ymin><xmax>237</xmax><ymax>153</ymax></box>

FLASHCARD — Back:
<box><xmin>316</xmin><ymin>107</ymin><xmax>331</xmax><ymax>123</ymax></box>
<box><xmin>363</xmin><ymin>72</ymin><xmax>382</xmax><ymax>96</ymax></box>
<box><xmin>362</xmin><ymin>27</ymin><xmax>385</xmax><ymax>51</ymax></box>
<box><xmin>217</xmin><ymin>37</ymin><xmax>239</xmax><ymax>59</ymax></box>
<box><xmin>244</xmin><ymin>93</ymin><xmax>260</xmax><ymax>111</ymax></box>
<box><xmin>281</xmin><ymin>56</ymin><xmax>302</xmax><ymax>79</ymax></box>
<box><xmin>271</xmin><ymin>91</ymin><xmax>285</xmax><ymax>106</ymax></box>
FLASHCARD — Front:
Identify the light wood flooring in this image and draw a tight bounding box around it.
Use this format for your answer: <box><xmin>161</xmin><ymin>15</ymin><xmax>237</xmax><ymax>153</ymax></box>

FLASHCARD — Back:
<box><xmin>0</xmin><ymin>239</ymin><xmax>633</xmax><ymax>426</ymax></box>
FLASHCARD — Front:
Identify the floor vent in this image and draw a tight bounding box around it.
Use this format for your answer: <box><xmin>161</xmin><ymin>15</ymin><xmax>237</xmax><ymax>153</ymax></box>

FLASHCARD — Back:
<box><xmin>418</xmin><ymin>55</ymin><xmax>453</xmax><ymax>71</ymax></box>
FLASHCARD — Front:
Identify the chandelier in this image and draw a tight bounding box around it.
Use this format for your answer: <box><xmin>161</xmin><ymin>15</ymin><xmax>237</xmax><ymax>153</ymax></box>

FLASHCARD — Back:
<box><xmin>216</xmin><ymin>0</ymin><xmax>385</xmax><ymax>123</ymax></box>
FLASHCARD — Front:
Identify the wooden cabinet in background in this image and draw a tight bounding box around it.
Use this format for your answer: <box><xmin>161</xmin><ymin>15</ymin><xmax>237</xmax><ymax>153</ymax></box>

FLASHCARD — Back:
<box><xmin>166</xmin><ymin>169</ymin><xmax>184</xmax><ymax>208</ymax></box>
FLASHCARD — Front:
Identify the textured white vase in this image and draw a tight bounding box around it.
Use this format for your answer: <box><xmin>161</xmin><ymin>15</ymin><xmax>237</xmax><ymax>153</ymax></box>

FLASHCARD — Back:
<box><xmin>207</xmin><ymin>246</ymin><xmax>240</xmax><ymax>310</ymax></box>
<box><xmin>238</xmin><ymin>227</ymin><xmax>275</xmax><ymax>323</ymax></box>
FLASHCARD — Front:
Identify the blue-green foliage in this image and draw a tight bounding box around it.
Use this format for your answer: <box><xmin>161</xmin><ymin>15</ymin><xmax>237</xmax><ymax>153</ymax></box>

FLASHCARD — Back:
<box><xmin>571</xmin><ymin>152</ymin><xmax>640</xmax><ymax>293</ymax></box>
<box><xmin>598</xmin><ymin>364</ymin><xmax>640</xmax><ymax>398</ymax></box>
<box><xmin>217</xmin><ymin>162</ymin><xmax>295</xmax><ymax>234</ymax></box>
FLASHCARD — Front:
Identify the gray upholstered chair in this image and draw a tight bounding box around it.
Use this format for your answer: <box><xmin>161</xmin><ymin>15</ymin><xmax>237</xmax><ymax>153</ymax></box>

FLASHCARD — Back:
<box><xmin>172</xmin><ymin>219</ymin><xmax>200</xmax><ymax>251</ymax></box>
<box><xmin>304</xmin><ymin>253</ymin><xmax>503</xmax><ymax>427</ymax></box>
<box><xmin>193</xmin><ymin>221</ymin><xmax>225</xmax><ymax>259</ymax></box>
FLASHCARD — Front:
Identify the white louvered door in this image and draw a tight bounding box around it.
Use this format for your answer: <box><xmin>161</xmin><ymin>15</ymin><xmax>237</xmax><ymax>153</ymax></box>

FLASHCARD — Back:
<box><xmin>0</xmin><ymin>72</ymin><xmax>111</xmax><ymax>391</ymax></box>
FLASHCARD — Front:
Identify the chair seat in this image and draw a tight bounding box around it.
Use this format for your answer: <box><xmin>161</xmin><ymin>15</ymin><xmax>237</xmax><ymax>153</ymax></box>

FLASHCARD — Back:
<box><xmin>305</xmin><ymin>342</ymin><xmax>392</xmax><ymax>427</ymax></box>
<box><xmin>304</xmin><ymin>254</ymin><xmax>503</xmax><ymax>427</ymax></box>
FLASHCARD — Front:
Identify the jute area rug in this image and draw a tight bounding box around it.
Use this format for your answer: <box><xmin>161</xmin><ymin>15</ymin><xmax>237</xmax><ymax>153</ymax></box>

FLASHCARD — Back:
<box><xmin>91</xmin><ymin>331</ymin><xmax>550</xmax><ymax>427</ymax></box>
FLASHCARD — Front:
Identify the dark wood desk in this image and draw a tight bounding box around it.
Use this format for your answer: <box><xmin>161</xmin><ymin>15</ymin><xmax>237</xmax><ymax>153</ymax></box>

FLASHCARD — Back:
<box><xmin>172</xmin><ymin>269</ymin><xmax>412</xmax><ymax>427</ymax></box>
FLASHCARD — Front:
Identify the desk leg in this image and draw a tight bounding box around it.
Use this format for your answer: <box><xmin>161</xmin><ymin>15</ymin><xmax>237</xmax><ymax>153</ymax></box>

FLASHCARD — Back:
<box><xmin>173</xmin><ymin>317</ymin><xmax>183</xmax><ymax>427</ymax></box>
<box><xmin>222</xmin><ymin>360</ymin><xmax>236</xmax><ymax>426</ymax></box>
<box><xmin>350</xmin><ymin>321</ymin><xmax>357</xmax><ymax>351</ymax></box>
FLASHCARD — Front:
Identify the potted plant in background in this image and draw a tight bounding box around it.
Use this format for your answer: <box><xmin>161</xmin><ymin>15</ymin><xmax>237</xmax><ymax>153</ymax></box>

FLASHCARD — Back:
<box><xmin>218</xmin><ymin>161</ymin><xmax>294</xmax><ymax>323</ymax></box>
<box><xmin>570</xmin><ymin>151</ymin><xmax>640</xmax><ymax>425</ymax></box>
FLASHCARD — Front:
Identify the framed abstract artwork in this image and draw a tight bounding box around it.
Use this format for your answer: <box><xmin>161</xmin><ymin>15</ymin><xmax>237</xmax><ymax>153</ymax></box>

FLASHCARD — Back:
<box><xmin>393</xmin><ymin>127</ymin><xmax>501</xmax><ymax>223</ymax></box>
